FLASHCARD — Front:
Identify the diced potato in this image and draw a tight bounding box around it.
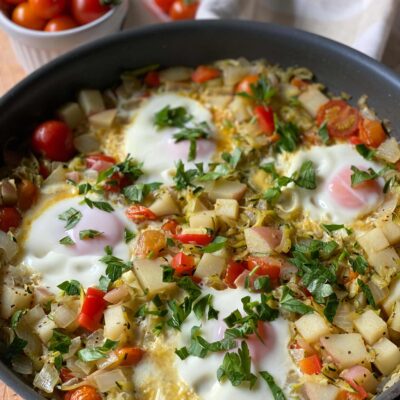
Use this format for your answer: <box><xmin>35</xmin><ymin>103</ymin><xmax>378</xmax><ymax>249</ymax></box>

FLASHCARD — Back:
<box><xmin>149</xmin><ymin>192</ymin><xmax>180</xmax><ymax>217</ymax></box>
<box><xmin>34</xmin><ymin>316</ymin><xmax>57</xmax><ymax>343</ymax></box>
<box><xmin>53</xmin><ymin>302</ymin><xmax>79</xmax><ymax>331</ymax></box>
<box><xmin>389</xmin><ymin>300</ymin><xmax>400</xmax><ymax>333</ymax></box>
<box><xmin>340</xmin><ymin>365</ymin><xmax>378</xmax><ymax>394</ymax></box>
<box><xmin>358</xmin><ymin>228</ymin><xmax>390</xmax><ymax>254</ymax></box>
<box><xmin>194</xmin><ymin>254</ymin><xmax>226</xmax><ymax>279</ymax></box>
<box><xmin>320</xmin><ymin>334</ymin><xmax>368</xmax><ymax>369</ymax></box>
<box><xmin>215</xmin><ymin>198</ymin><xmax>239</xmax><ymax>220</ymax></box>
<box><xmin>383</xmin><ymin>277</ymin><xmax>400</xmax><ymax>315</ymax></box>
<box><xmin>244</xmin><ymin>226</ymin><xmax>282</xmax><ymax>255</ymax></box>
<box><xmin>21</xmin><ymin>305</ymin><xmax>45</xmax><ymax>326</ymax></box>
<box><xmin>368</xmin><ymin>247</ymin><xmax>400</xmax><ymax>277</ymax></box>
<box><xmin>229</xmin><ymin>96</ymin><xmax>251</xmax><ymax>122</ymax></box>
<box><xmin>180</xmin><ymin>227</ymin><xmax>209</xmax><ymax>236</ymax></box>
<box><xmin>372</xmin><ymin>337</ymin><xmax>400</xmax><ymax>375</ymax></box>
<box><xmin>303</xmin><ymin>381</ymin><xmax>340</xmax><ymax>400</ymax></box>
<box><xmin>133</xmin><ymin>258</ymin><xmax>175</xmax><ymax>297</ymax></box>
<box><xmin>376</xmin><ymin>138</ymin><xmax>400</xmax><ymax>163</ymax></box>
<box><xmin>104</xmin><ymin>305</ymin><xmax>128</xmax><ymax>342</ymax></box>
<box><xmin>376</xmin><ymin>220</ymin><xmax>400</xmax><ymax>245</ymax></box>
<box><xmin>78</xmin><ymin>89</ymin><xmax>105</xmax><ymax>116</ymax></box>
<box><xmin>353</xmin><ymin>310</ymin><xmax>388</xmax><ymax>345</ymax></box>
<box><xmin>298</xmin><ymin>87</ymin><xmax>329</xmax><ymax>117</ymax></box>
<box><xmin>159</xmin><ymin>67</ymin><xmax>193</xmax><ymax>82</ymax></box>
<box><xmin>189</xmin><ymin>210</ymin><xmax>218</xmax><ymax>231</ymax></box>
<box><xmin>185</xmin><ymin>197</ymin><xmax>208</xmax><ymax>214</ymax></box>
<box><xmin>89</xmin><ymin>109</ymin><xmax>117</xmax><ymax>129</ymax></box>
<box><xmin>57</xmin><ymin>102</ymin><xmax>86</xmax><ymax>129</ymax></box>
<box><xmin>207</xmin><ymin>180</ymin><xmax>247</xmax><ymax>201</ymax></box>
<box><xmin>295</xmin><ymin>312</ymin><xmax>330</xmax><ymax>343</ymax></box>
<box><xmin>73</xmin><ymin>133</ymin><xmax>100</xmax><ymax>153</ymax></box>
<box><xmin>0</xmin><ymin>285</ymin><xmax>33</xmax><ymax>319</ymax></box>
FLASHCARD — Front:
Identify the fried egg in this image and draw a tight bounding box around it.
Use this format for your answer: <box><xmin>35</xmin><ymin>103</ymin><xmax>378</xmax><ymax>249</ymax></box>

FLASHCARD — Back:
<box><xmin>19</xmin><ymin>195</ymin><xmax>135</xmax><ymax>291</ymax></box>
<box><xmin>282</xmin><ymin>144</ymin><xmax>384</xmax><ymax>224</ymax></box>
<box><xmin>124</xmin><ymin>93</ymin><xmax>217</xmax><ymax>184</ymax></box>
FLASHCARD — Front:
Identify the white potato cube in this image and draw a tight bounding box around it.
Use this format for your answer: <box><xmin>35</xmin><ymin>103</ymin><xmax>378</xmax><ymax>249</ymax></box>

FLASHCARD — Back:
<box><xmin>383</xmin><ymin>277</ymin><xmax>400</xmax><ymax>315</ymax></box>
<box><xmin>0</xmin><ymin>285</ymin><xmax>33</xmax><ymax>319</ymax></box>
<box><xmin>358</xmin><ymin>228</ymin><xmax>390</xmax><ymax>254</ymax></box>
<box><xmin>377</xmin><ymin>220</ymin><xmax>400</xmax><ymax>245</ymax></box>
<box><xmin>189</xmin><ymin>210</ymin><xmax>218</xmax><ymax>231</ymax></box>
<box><xmin>34</xmin><ymin>316</ymin><xmax>57</xmax><ymax>344</ymax></box>
<box><xmin>353</xmin><ymin>310</ymin><xmax>388</xmax><ymax>345</ymax></box>
<box><xmin>215</xmin><ymin>199</ymin><xmax>239</xmax><ymax>220</ymax></box>
<box><xmin>149</xmin><ymin>192</ymin><xmax>180</xmax><ymax>217</ymax></box>
<box><xmin>295</xmin><ymin>312</ymin><xmax>330</xmax><ymax>343</ymax></box>
<box><xmin>57</xmin><ymin>102</ymin><xmax>86</xmax><ymax>129</ymax></box>
<box><xmin>104</xmin><ymin>305</ymin><xmax>128</xmax><ymax>342</ymax></box>
<box><xmin>368</xmin><ymin>247</ymin><xmax>400</xmax><ymax>277</ymax></box>
<box><xmin>389</xmin><ymin>300</ymin><xmax>400</xmax><ymax>333</ymax></box>
<box><xmin>303</xmin><ymin>381</ymin><xmax>340</xmax><ymax>400</ymax></box>
<box><xmin>372</xmin><ymin>337</ymin><xmax>400</xmax><ymax>375</ymax></box>
<box><xmin>298</xmin><ymin>87</ymin><xmax>329</xmax><ymax>117</ymax></box>
<box><xmin>320</xmin><ymin>333</ymin><xmax>368</xmax><ymax>369</ymax></box>
<box><xmin>244</xmin><ymin>226</ymin><xmax>282</xmax><ymax>255</ymax></box>
<box><xmin>194</xmin><ymin>254</ymin><xmax>226</xmax><ymax>279</ymax></box>
<box><xmin>89</xmin><ymin>109</ymin><xmax>117</xmax><ymax>129</ymax></box>
<box><xmin>78</xmin><ymin>89</ymin><xmax>105</xmax><ymax>116</ymax></box>
<box><xmin>207</xmin><ymin>180</ymin><xmax>247</xmax><ymax>201</ymax></box>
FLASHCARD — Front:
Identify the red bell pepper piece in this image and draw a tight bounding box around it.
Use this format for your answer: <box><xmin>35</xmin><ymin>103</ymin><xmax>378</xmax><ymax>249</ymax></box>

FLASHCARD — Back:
<box><xmin>173</xmin><ymin>233</ymin><xmax>213</xmax><ymax>246</ymax></box>
<box><xmin>224</xmin><ymin>260</ymin><xmax>246</xmax><ymax>288</ymax></box>
<box><xmin>192</xmin><ymin>65</ymin><xmax>221</xmax><ymax>83</ymax></box>
<box><xmin>78</xmin><ymin>287</ymin><xmax>107</xmax><ymax>332</ymax></box>
<box><xmin>254</xmin><ymin>105</ymin><xmax>275</xmax><ymax>135</ymax></box>
<box><xmin>126</xmin><ymin>205</ymin><xmax>157</xmax><ymax>222</ymax></box>
<box><xmin>299</xmin><ymin>354</ymin><xmax>322</xmax><ymax>375</ymax></box>
<box><xmin>171</xmin><ymin>252</ymin><xmax>195</xmax><ymax>275</ymax></box>
<box><xmin>247</xmin><ymin>256</ymin><xmax>281</xmax><ymax>279</ymax></box>
<box><xmin>144</xmin><ymin>71</ymin><xmax>160</xmax><ymax>88</ymax></box>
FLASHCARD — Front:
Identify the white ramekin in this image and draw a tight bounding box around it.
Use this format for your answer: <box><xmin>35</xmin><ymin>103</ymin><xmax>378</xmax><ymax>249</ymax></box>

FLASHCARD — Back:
<box><xmin>0</xmin><ymin>0</ymin><xmax>129</xmax><ymax>73</ymax></box>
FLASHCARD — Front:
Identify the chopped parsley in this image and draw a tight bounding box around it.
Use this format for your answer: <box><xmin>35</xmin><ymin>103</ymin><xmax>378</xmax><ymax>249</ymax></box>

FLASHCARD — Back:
<box><xmin>349</xmin><ymin>255</ymin><xmax>368</xmax><ymax>275</ymax></box>
<box><xmin>173</xmin><ymin>160</ymin><xmax>199</xmax><ymax>190</ymax></box>
<box><xmin>274</xmin><ymin>122</ymin><xmax>300</xmax><ymax>153</ymax></box>
<box><xmin>154</xmin><ymin>105</ymin><xmax>192</xmax><ymax>129</ymax></box>
<box><xmin>260</xmin><ymin>371</ymin><xmax>286</xmax><ymax>400</ymax></box>
<box><xmin>202</xmin><ymin>236</ymin><xmax>227</xmax><ymax>253</ymax></box>
<box><xmin>10</xmin><ymin>310</ymin><xmax>25</xmax><ymax>329</ymax></box>
<box><xmin>58</xmin><ymin>208</ymin><xmax>82</xmax><ymax>229</ymax></box>
<box><xmin>280</xmin><ymin>286</ymin><xmax>313</xmax><ymax>315</ymax></box>
<box><xmin>124</xmin><ymin>228</ymin><xmax>136</xmax><ymax>243</ymax></box>
<box><xmin>193</xmin><ymin>294</ymin><xmax>219</xmax><ymax>321</ymax></box>
<box><xmin>83</xmin><ymin>197</ymin><xmax>114</xmax><ymax>212</ymax></box>
<box><xmin>123</xmin><ymin>182</ymin><xmax>162</xmax><ymax>203</ymax></box>
<box><xmin>57</xmin><ymin>280</ymin><xmax>81</xmax><ymax>295</ymax></box>
<box><xmin>293</xmin><ymin>160</ymin><xmax>316</xmax><ymax>189</ymax></box>
<box><xmin>48</xmin><ymin>330</ymin><xmax>71</xmax><ymax>354</ymax></box>
<box><xmin>356</xmin><ymin>144</ymin><xmax>376</xmax><ymax>160</ymax></box>
<box><xmin>4</xmin><ymin>336</ymin><xmax>27</xmax><ymax>361</ymax></box>
<box><xmin>358</xmin><ymin>279</ymin><xmax>376</xmax><ymax>308</ymax></box>
<box><xmin>59</xmin><ymin>236</ymin><xmax>75</xmax><ymax>246</ymax></box>
<box><xmin>78</xmin><ymin>339</ymin><xmax>118</xmax><ymax>362</ymax></box>
<box><xmin>100</xmin><ymin>246</ymin><xmax>132</xmax><ymax>282</ymax></box>
<box><xmin>78</xmin><ymin>182</ymin><xmax>92</xmax><ymax>195</ymax></box>
<box><xmin>321</xmin><ymin>224</ymin><xmax>350</xmax><ymax>234</ymax></box>
<box><xmin>98</xmin><ymin>275</ymin><xmax>111</xmax><ymax>292</ymax></box>
<box><xmin>318</xmin><ymin>122</ymin><xmax>329</xmax><ymax>144</ymax></box>
<box><xmin>79</xmin><ymin>229</ymin><xmax>103</xmax><ymax>240</ymax></box>
<box><xmin>237</xmin><ymin>75</ymin><xmax>276</xmax><ymax>105</ymax></box>
<box><xmin>350</xmin><ymin>166</ymin><xmax>378</xmax><ymax>187</ymax></box>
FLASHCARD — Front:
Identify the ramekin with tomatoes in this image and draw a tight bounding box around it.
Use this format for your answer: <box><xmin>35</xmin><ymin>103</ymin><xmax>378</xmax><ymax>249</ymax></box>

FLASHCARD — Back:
<box><xmin>144</xmin><ymin>0</ymin><xmax>200</xmax><ymax>21</ymax></box>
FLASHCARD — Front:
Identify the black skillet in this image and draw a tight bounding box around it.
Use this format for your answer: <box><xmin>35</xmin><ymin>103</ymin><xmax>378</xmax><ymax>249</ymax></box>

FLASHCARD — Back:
<box><xmin>0</xmin><ymin>20</ymin><xmax>399</xmax><ymax>400</ymax></box>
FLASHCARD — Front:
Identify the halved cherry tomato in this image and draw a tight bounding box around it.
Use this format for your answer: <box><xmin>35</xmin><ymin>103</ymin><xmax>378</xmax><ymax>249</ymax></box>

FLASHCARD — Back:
<box><xmin>71</xmin><ymin>0</ymin><xmax>110</xmax><ymax>25</ymax></box>
<box><xmin>44</xmin><ymin>15</ymin><xmax>78</xmax><ymax>32</ymax></box>
<box><xmin>349</xmin><ymin>135</ymin><xmax>363</xmax><ymax>145</ymax></box>
<box><xmin>136</xmin><ymin>230</ymin><xmax>166</xmax><ymax>258</ymax></box>
<box><xmin>358</xmin><ymin>118</ymin><xmax>386</xmax><ymax>148</ymax></box>
<box><xmin>0</xmin><ymin>207</ymin><xmax>22</xmax><ymax>232</ymax></box>
<box><xmin>155</xmin><ymin>0</ymin><xmax>174</xmax><ymax>13</ymax></box>
<box><xmin>337</xmin><ymin>391</ymin><xmax>365</xmax><ymax>400</ymax></box>
<box><xmin>192</xmin><ymin>66</ymin><xmax>221</xmax><ymax>83</ymax></box>
<box><xmin>316</xmin><ymin>100</ymin><xmax>359</xmax><ymax>138</ymax></box>
<box><xmin>64</xmin><ymin>385</ymin><xmax>102</xmax><ymax>400</ymax></box>
<box><xmin>144</xmin><ymin>71</ymin><xmax>160</xmax><ymax>88</ymax></box>
<box><xmin>86</xmin><ymin>153</ymin><xmax>116</xmax><ymax>171</ymax></box>
<box><xmin>12</xmin><ymin>3</ymin><xmax>46</xmax><ymax>30</ymax></box>
<box><xmin>235</xmin><ymin>75</ymin><xmax>259</xmax><ymax>95</ymax></box>
<box><xmin>171</xmin><ymin>252</ymin><xmax>195</xmax><ymax>275</ymax></box>
<box><xmin>254</xmin><ymin>105</ymin><xmax>275</xmax><ymax>135</ymax></box>
<box><xmin>17</xmin><ymin>179</ymin><xmax>38</xmax><ymax>211</ymax></box>
<box><xmin>161</xmin><ymin>219</ymin><xmax>179</xmax><ymax>234</ymax></box>
<box><xmin>32</xmin><ymin>120</ymin><xmax>75</xmax><ymax>162</ymax></box>
<box><xmin>60</xmin><ymin>367</ymin><xmax>75</xmax><ymax>383</ymax></box>
<box><xmin>78</xmin><ymin>287</ymin><xmax>107</xmax><ymax>332</ymax></box>
<box><xmin>247</xmin><ymin>256</ymin><xmax>281</xmax><ymax>279</ymax></box>
<box><xmin>290</xmin><ymin>77</ymin><xmax>308</xmax><ymax>90</ymax></box>
<box><xmin>29</xmin><ymin>0</ymin><xmax>66</xmax><ymax>19</ymax></box>
<box><xmin>4</xmin><ymin>0</ymin><xmax>25</xmax><ymax>4</ymax></box>
<box><xmin>126</xmin><ymin>205</ymin><xmax>157</xmax><ymax>222</ymax></box>
<box><xmin>224</xmin><ymin>260</ymin><xmax>246</xmax><ymax>288</ymax></box>
<box><xmin>298</xmin><ymin>354</ymin><xmax>322</xmax><ymax>375</ymax></box>
<box><xmin>169</xmin><ymin>0</ymin><xmax>198</xmax><ymax>20</ymax></box>
<box><xmin>115</xmin><ymin>347</ymin><xmax>144</xmax><ymax>366</ymax></box>
<box><xmin>173</xmin><ymin>233</ymin><xmax>213</xmax><ymax>246</ymax></box>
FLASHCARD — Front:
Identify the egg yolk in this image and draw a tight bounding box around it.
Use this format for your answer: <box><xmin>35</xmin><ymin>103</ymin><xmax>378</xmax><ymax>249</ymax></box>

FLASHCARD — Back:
<box><xmin>67</xmin><ymin>206</ymin><xmax>124</xmax><ymax>255</ymax></box>
<box><xmin>328</xmin><ymin>166</ymin><xmax>381</xmax><ymax>208</ymax></box>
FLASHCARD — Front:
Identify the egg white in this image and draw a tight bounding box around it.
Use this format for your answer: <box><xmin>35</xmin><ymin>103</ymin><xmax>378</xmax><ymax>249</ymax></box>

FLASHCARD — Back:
<box><xmin>124</xmin><ymin>93</ymin><xmax>217</xmax><ymax>184</ymax></box>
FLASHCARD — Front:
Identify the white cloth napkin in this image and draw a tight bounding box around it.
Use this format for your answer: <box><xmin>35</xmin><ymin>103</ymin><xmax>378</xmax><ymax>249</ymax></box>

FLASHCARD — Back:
<box><xmin>126</xmin><ymin>0</ymin><xmax>399</xmax><ymax>60</ymax></box>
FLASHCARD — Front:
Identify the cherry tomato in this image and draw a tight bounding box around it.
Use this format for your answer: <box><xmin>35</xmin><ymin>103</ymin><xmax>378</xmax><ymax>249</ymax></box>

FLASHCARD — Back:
<box><xmin>0</xmin><ymin>207</ymin><xmax>22</xmax><ymax>232</ymax></box>
<box><xmin>235</xmin><ymin>75</ymin><xmax>259</xmax><ymax>95</ymax></box>
<box><xmin>171</xmin><ymin>252</ymin><xmax>195</xmax><ymax>275</ymax></box>
<box><xmin>136</xmin><ymin>230</ymin><xmax>166</xmax><ymax>258</ymax></box>
<box><xmin>32</xmin><ymin>120</ymin><xmax>75</xmax><ymax>162</ymax></box>
<box><xmin>86</xmin><ymin>153</ymin><xmax>116</xmax><ymax>171</ymax></box>
<box><xmin>169</xmin><ymin>0</ymin><xmax>198</xmax><ymax>20</ymax></box>
<box><xmin>254</xmin><ymin>105</ymin><xmax>275</xmax><ymax>135</ymax></box>
<box><xmin>192</xmin><ymin>66</ymin><xmax>221</xmax><ymax>83</ymax></box>
<box><xmin>316</xmin><ymin>100</ymin><xmax>359</xmax><ymax>138</ymax></box>
<box><xmin>349</xmin><ymin>135</ymin><xmax>363</xmax><ymax>145</ymax></box>
<box><xmin>71</xmin><ymin>0</ymin><xmax>110</xmax><ymax>25</ymax></box>
<box><xmin>247</xmin><ymin>256</ymin><xmax>281</xmax><ymax>279</ymax></box>
<box><xmin>12</xmin><ymin>3</ymin><xmax>46</xmax><ymax>30</ymax></box>
<box><xmin>60</xmin><ymin>367</ymin><xmax>75</xmax><ymax>383</ymax></box>
<box><xmin>144</xmin><ymin>71</ymin><xmax>160</xmax><ymax>88</ymax></box>
<box><xmin>4</xmin><ymin>0</ymin><xmax>24</xmax><ymax>4</ymax></box>
<box><xmin>224</xmin><ymin>260</ymin><xmax>246</xmax><ymax>288</ymax></box>
<box><xmin>126</xmin><ymin>205</ymin><xmax>157</xmax><ymax>222</ymax></box>
<box><xmin>173</xmin><ymin>232</ymin><xmax>213</xmax><ymax>246</ymax></box>
<box><xmin>64</xmin><ymin>385</ymin><xmax>102</xmax><ymax>400</ymax></box>
<box><xmin>17</xmin><ymin>180</ymin><xmax>38</xmax><ymax>211</ymax></box>
<box><xmin>358</xmin><ymin>118</ymin><xmax>386</xmax><ymax>148</ymax></box>
<box><xmin>161</xmin><ymin>219</ymin><xmax>179</xmax><ymax>234</ymax></box>
<box><xmin>155</xmin><ymin>0</ymin><xmax>174</xmax><ymax>13</ymax></box>
<box><xmin>290</xmin><ymin>77</ymin><xmax>309</xmax><ymax>90</ymax></box>
<box><xmin>116</xmin><ymin>347</ymin><xmax>144</xmax><ymax>366</ymax></box>
<box><xmin>44</xmin><ymin>15</ymin><xmax>78</xmax><ymax>32</ymax></box>
<box><xmin>29</xmin><ymin>0</ymin><xmax>66</xmax><ymax>19</ymax></box>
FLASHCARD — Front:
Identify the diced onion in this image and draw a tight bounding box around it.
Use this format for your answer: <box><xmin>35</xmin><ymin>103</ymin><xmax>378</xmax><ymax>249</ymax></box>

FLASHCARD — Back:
<box><xmin>12</xmin><ymin>354</ymin><xmax>33</xmax><ymax>375</ymax></box>
<box><xmin>64</xmin><ymin>337</ymin><xmax>81</xmax><ymax>360</ymax></box>
<box><xmin>375</xmin><ymin>193</ymin><xmax>398</xmax><ymax>220</ymax></box>
<box><xmin>333</xmin><ymin>302</ymin><xmax>355</xmax><ymax>332</ymax></box>
<box><xmin>34</xmin><ymin>287</ymin><xmax>55</xmax><ymax>305</ymax></box>
<box><xmin>0</xmin><ymin>231</ymin><xmax>18</xmax><ymax>261</ymax></box>
<box><xmin>93</xmin><ymin>368</ymin><xmax>127</xmax><ymax>392</ymax></box>
<box><xmin>159</xmin><ymin>67</ymin><xmax>193</xmax><ymax>82</ymax></box>
<box><xmin>376</xmin><ymin>138</ymin><xmax>400</xmax><ymax>163</ymax></box>
<box><xmin>368</xmin><ymin>280</ymin><xmax>389</xmax><ymax>305</ymax></box>
<box><xmin>44</xmin><ymin>165</ymin><xmax>66</xmax><ymax>186</ymax></box>
<box><xmin>33</xmin><ymin>363</ymin><xmax>60</xmax><ymax>393</ymax></box>
<box><xmin>75</xmin><ymin>360</ymin><xmax>94</xmax><ymax>375</ymax></box>
<box><xmin>74</xmin><ymin>134</ymin><xmax>100</xmax><ymax>154</ymax></box>
<box><xmin>53</xmin><ymin>304</ymin><xmax>78</xmax><ymax>329</ymax></box>
<box><xmin>96</xmin><ymin>351</ymin><xmax>119</xmax><ymax>370</ymax></box>
<box><xmin>86</xmin><ymin>329</ymin><xmax>104</xmax><ymax>349</ymax></box>
<box><xmin>22</xmin><ymin>305</ymin><xmax>45</xmax><ymax>325</ymax></box>
<box><xmin>104</xmin><ymin>284</ymin><xmax>129</xmax><ymax>304</ymax></box>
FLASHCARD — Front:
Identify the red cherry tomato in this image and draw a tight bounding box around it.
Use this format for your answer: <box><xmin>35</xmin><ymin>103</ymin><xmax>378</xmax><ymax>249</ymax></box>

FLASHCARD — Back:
<box><xmin>144</xmin><ymin>71</ymin><xmax>160</xmax><ymax>88</ymax></box>
<box><xmin>115</xmin><ymin>347</ymin><xmax>144</xmax><ymax>366</ymax></box>
<box><xmin>4</xmin><ymin>0</ymin><xmax>24</xmax><ymax>4</ymax></box>
<box><xmin>29</xmin><ymin>0</ymin><xmax>66</xmax><ymax>19</ymax></box>
<box><xmin>64</xmin><ymin>385</ymin><xmax>102</xmax><ymax>400</ymax></box>
<box><xmin>192</xmin><ymin>66</ymin><xmax>221</xmax><ymax>83</ymax></box>
<box><xmin>60</xmin><ymin>367</ymin><xmax>75</xmax><ymax>383</ymax></box>
<box><xmin>316</xmin><ymin>100</ymin><xmax>359</xmax><ymax>138</ymax></box>
<box><xmin>161</xmin><ymin>219</ymin><xmax>179</xmax><ymax>234</ymax></box>
<box><xmin>12</xmin><ymin>3</ymin><xmax>46</xmax><ymax>30</ymax></box>
<box><xmin>171</xmin><ymin>252</ymin><xmax>195</xmax><ymax>275</ymax></box>
<box><xmin>71</xmin><ymin>0</ymin><xmax>110</xmax><ymax>25</ymax></box>
<box><xmin>235</xmin><ymin>75</ymin><xmax>259</xmax><ymax>95</ymax></box>
<box><xmin>32</xmin><ymin>120</ymin><xmax>75</xmax><ymax>162</ymax></box>
<box><xmin>169</xmin><ymin>0</ymin><xmax>198</xmax><ymax>20</ymax></box>
<box><xmin>126</xmin><ymin>205</ymin><xmax>157</xmax><ymax>222</ymax></box>
<box><xmin>0</xmin><ymin>207</ymin><xmax>22</xmax><ymax>232</ymax></box>
<box><xmin>254</xmin><ymin>105</ymin><xmax>275</xmax><ymax>135</ymax></box>
<box><xmin>224</xmin><ymin>260</ymin><xmax>246</xmax><ymax>288</ymax></box>
<box><xmin>44</xmin><ymin>15</ymin><xmax>78</xmax><ymax>32</ymax></box>
<box><xmin>358</xmin><ymin>118</ymin><xmax>386</xmax><ymax>148</ymax></box>
<box><xmin>155</xmin><ymin>0</ymin><xmax>174</xmax><ymax>13</ymax></box>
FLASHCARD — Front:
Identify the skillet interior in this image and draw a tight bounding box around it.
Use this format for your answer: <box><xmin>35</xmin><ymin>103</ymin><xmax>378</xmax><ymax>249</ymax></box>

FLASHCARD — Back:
<box><xmin>0</xmin><ymin>19</ymin><xmax>400</xmax><ymax>400</ymax></box>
